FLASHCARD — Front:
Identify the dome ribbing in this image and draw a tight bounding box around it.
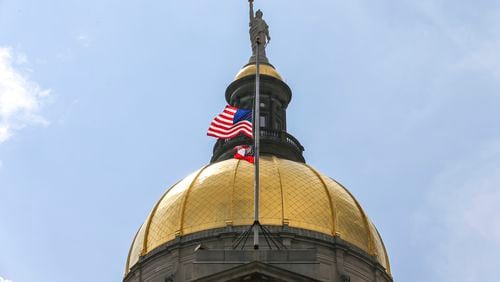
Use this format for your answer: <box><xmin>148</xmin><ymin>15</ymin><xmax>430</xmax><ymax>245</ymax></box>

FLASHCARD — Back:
<box><xmin>126</xmin><ymin>156</ymin><xmax>390</xmax><ymax>275</ymax></box>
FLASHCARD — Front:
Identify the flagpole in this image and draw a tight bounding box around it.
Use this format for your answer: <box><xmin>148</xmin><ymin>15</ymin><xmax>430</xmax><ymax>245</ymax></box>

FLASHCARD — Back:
<box><xmin>253</xmin><ymin>36</ymin><xmax>261</xmax><ymax>250</ymax></box>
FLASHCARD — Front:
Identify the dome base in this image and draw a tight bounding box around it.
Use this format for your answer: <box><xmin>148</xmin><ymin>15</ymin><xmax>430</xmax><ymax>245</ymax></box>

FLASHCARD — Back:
<box><xmin>124</xmin><ymin>226</ymin><xmax>392</xmax><ymax>282</ymax></box>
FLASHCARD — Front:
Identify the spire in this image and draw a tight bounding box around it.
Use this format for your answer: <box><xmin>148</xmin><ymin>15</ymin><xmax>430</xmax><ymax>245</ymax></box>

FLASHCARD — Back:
<box><xmin>210</xmin><ymin>1</ymin><xmax>305</xmax><ymax>164</ymax></box>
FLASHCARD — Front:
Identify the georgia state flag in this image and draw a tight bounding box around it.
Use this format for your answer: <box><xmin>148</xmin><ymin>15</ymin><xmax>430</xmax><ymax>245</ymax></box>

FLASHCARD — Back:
<box><xmin>234</xmin><ymin>145</ymin><xmax>254</xmax><ymax>164</ymax></box>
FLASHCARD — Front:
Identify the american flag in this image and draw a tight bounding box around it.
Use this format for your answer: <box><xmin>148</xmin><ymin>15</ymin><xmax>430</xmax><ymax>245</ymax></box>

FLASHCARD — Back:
<box><xmin>207</xmin><ymin>105</ymin><xmax>253</xmax><ymax>139</ymax></box>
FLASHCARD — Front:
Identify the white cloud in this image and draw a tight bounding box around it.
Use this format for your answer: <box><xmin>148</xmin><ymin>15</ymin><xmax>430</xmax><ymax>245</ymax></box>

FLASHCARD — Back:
<box><xmin>455</xmin><ymin>40</ymin><xmax>500</xmax><ymax>80</ymax></box>
<box><xmin>76</xmin><ymin>33</ymin><xmax>91</xmax><ymax>48</ymax></box>
<box><xmin>415</xmin><ymin>140</ymin><xmax>500</xmax><ymax>281</ymax></box>
<box><xmin>0</xmin><ymin>276</ymin><xmax>13</xmax><ymax>282</ymax></box>
<box><xmin>0</xmin><ymin>46</ymin><xmax>51</xmax><ymax>143</ymax></box>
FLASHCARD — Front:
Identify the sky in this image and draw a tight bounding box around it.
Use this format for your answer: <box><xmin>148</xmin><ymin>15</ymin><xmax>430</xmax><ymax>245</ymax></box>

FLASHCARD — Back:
<box><xmin>1</xmin><ymin>0</ymin><xmax>500</xmax><ymax>281</ymax></box>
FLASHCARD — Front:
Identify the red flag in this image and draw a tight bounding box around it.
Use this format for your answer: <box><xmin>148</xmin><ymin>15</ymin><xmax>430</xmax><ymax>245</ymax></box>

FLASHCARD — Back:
<box><xmin>234</xmin><ymin>145</ymin><xmax>254</xmax><ymax>164</ymax></box>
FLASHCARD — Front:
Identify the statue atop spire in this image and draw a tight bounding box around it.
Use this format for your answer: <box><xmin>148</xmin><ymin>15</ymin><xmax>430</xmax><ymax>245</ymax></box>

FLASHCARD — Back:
<box><xmin>248</xmin><ymin>0</ymin><xmax>270</xmax><ymax>64</ymax></box>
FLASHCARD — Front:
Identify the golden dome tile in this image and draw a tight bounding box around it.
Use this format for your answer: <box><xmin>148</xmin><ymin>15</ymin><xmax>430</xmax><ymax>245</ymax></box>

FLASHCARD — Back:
<box><xmin>281</xmin><ymin>161</ymin><xmax>333</xmax><ymax>235</ymax></box>
<box><xmin>182</xmin><ymin>163</ymin><xmax>233</xmax><ymax>234</ymax></box>
<box><xmin>232</xmin><ymin>160</ymin><xmax>255</xmax><ymax>225</ymax></box>
<box><xmin>125</xmin><ymin>156</ymin><xmax>390</xmax><ymax>275</ymax></box>
<box><xmin>369</xmin><ymin>220</ymin><xmax>391</xmax><ymax>274</ymax></box>
<box><xmin>325</xmin><ymin>177</ymin><xmax>370</xmax><ymax>251</ymax></box>
<box><xmin>125</xmin><ymin>223</ymin><xmax>146</xmax><ymax>272</ymax></box>
<box><xmin>234</xmin><ymin>64</ymin><xmax>283</xmax><ymax>81</ymax></box>
<box><xmin>145</xmin><ymin>169</ymin><xmax>202</xmax><ymax>251</ymax></box>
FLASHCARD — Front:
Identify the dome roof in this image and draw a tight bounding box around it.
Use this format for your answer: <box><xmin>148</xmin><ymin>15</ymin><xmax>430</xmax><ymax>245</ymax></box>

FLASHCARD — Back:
<box><xmin>126</xmin><ymin>156</ymin><xmax>390</xmax><ymax>274</ymax></box>
<box><xmin>234</xmin><ymin>64</ymin><xmax>283</xmax><ymax>81</ymax></box>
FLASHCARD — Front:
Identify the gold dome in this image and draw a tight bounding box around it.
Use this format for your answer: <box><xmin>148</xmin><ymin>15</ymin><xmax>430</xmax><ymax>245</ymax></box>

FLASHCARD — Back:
<box><xmin>126</xmin><ymin>156</ymin><xmax>390</xmax><ymax>274</ymax></box>
<box><xmin>234</xmin><ymin>64</ymin><xmax>283</xmax><ymax>81</ymax></box>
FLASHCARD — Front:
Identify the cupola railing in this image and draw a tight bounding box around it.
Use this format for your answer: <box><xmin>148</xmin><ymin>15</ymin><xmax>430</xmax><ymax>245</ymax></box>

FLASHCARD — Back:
<box><xmin>210</xmin><ymin>129</ymin><xmax>305</xmax><ymax>163</ymax></box>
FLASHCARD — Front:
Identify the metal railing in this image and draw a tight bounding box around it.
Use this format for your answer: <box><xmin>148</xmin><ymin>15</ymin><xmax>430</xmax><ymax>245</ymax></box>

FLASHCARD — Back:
<box><xmin>212</xmin><ymin>129</ymin><xmax>304</xmax><ymax>158</ymax></box>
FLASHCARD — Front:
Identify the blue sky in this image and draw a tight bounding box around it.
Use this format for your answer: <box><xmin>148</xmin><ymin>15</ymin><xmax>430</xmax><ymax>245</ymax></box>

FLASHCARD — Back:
<box><xmin>1</xmin><ymin>0</ymin><xmax>500</xmax><ymax>281</ymax></box>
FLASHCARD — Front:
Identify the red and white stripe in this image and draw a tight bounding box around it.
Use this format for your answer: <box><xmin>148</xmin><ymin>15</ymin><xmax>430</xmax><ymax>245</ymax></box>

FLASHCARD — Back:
<box><xmin>207</xmin><ymin>106</ymin><xmax>253</xmax><ymax>139</ymax></box>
